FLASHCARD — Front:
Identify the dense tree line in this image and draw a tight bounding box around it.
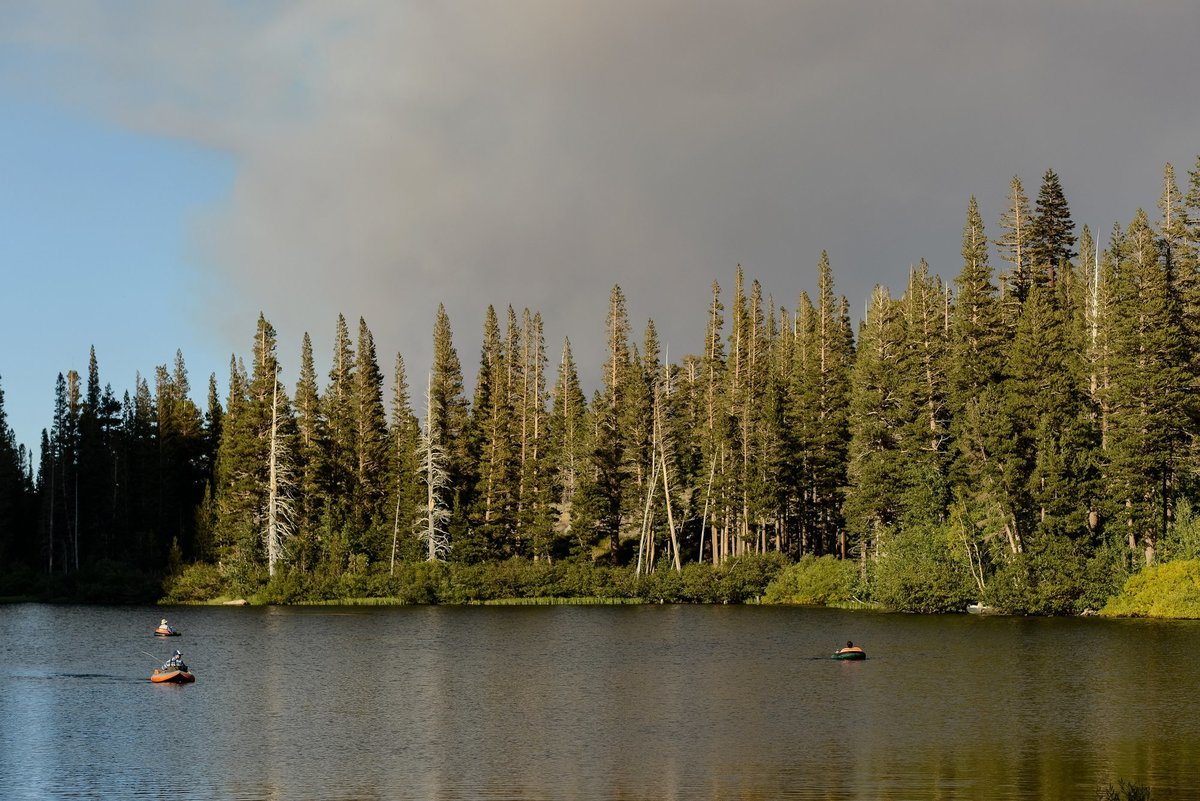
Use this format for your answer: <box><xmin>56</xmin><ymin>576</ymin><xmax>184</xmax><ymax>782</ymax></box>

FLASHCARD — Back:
<box><xmin>3</xmin><ymin>157</ymin><xmax>1200</xmax><ymax>611</ymax></box>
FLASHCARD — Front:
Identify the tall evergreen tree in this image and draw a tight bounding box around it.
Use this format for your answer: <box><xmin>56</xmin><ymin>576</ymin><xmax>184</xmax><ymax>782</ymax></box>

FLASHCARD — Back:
<box><xmin>995</xmin><ymin>175</ymin><xmax>1034</xmax><ymax>311</ymax></box>
<box><xmin>154</xmin><ymin>351</ymin><xmax>206</xmax><ymax>563</ymax></box>
<box><xmin>292</xmin><ymin>332</ymin><xmax>325</xmax><ymax>568</ymax></box>
<box><xmin>582</xmin><ymin>285</ymin><xmax>632</xmax><ymax>561</ymax></box>
<box><xmin>212</xmin><ymin>315</ymin><xmax>296</xmax><ymax>578</ymax></box>
<box><xmin>1104</xmin><ymin>209</ymin><xmax>1191</xmax><ymax>565</ymax></box>
<box><xmin>1027</xmin><ymin>168</ymin><xmax>1077</xmax><ymax>287</ymax></box>
<box><xmin>696</xmin><ymin>280</ymin><xmax>729</xmax><ymax>564</ymax></box>
<box><xmin>946</xmin><ymin>198</ymin><xmax>1016</xmax><ymax>573</ymax></box>
<box><xmin>467</xmin><ymin>305</ymin><xmax>514</xmax><ymax>559</ymax></box>
<box><xmin>844</xmin><ymin>286</ymin><xmax>905</xmax><ymax>564</ymax></box>
<box><xmin>389</xmin><ymin>353</ymin><xmax>422</xmax><ymax>569</ymax></box>
<box><xmin>548</xmin><ymin>337</ymin><xmax>588</xmax><ymax>558</ymax></box>
<box><xmin>0</xmin><ymin>376</ymin><xmax>34</xmax><ymax>570</ymax></box>
<box><xmin>323</xmin><ymin>314</ymin><xmax>357</xmax><ymax>540</ymax></box>
<box><xmin>896</xmin><ymin>260</ymin><xmax>950</xmax><ymax>529</ymax></box>
<box><xmin>353</xmin><ymin>317</ymin><xmax>390</xmax><ymax>559</ymax></box>
<box><xmin>429</xmin><ymin>304</ymin><xmax>471</xmax><ymax>552</ymax></box>
<box><xmin>518</xmin><ymin>310</ymin><xmax>555</xmax><ymax>559</ymax></box>
<box><xmin>812</xmin><ymin>255</ymin><xmax>854</xmax><ymax>556</ymax></box>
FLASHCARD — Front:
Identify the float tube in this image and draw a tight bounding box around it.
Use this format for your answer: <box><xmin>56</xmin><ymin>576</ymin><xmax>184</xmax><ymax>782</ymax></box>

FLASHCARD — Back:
<box><xmin>151</xmin><ymin>668</ymin><xmax>195</xmax><ymax>683</ymax></box>
<box><xmin>833</xmin><ymin>646</ymin><xmax>866</xmax><ymax>660</ymax></box>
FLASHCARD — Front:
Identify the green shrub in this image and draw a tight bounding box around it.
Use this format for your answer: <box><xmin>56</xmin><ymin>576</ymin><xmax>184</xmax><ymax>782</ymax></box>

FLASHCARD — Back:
<box><xmin>985</xmin><ymin>535</ymin><xmax>1087</xmax><ymax>615</ymax></box>
<box><xmin>260</xmin><ymin>569</ymin><xmax>315</xmax><ymax>604</ymax></box>
<box><xmin>1101</xmin><ymin>559</ymin><xmax>1200</xmax><ymax>619</ymax></box>
<box><xmin>162</xmin><ymin>562</ymin><xmax>226</xmax><ymax>603</ymax></box>
<box><xmin>716</xmin><ymin>552</ymin><xmax>789</xmax><ymax>603</ymax></box>
<box><xmin>873</xmin><ymin>524</ymin><xmax>975</xmax><ymax>613</ymax></box>
<box><xmin>763</xmin><ymin>555</ymin><xmax>859</xmax><ymax>605</ymax></box>
<box><xmin>678</xmin><ymin>562</ymin><xmax>720</xmax><ymax>603</ymax></box>
<box><xmin>1078</xmin><ymin>541</ymin><xmax>1130</xmax><ymax>612</ymax></box>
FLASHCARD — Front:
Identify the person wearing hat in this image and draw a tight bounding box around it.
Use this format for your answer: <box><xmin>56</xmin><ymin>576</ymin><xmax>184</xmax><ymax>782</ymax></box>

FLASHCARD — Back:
<box><xmin>155</xmin><ymin>618</ymin><xmax>174</xmax><ymax>635</ymax></box>
<box><xmin>163</xmin><ymin>649</ymin><xmax>187</xmax><ymax>673</ymax></box>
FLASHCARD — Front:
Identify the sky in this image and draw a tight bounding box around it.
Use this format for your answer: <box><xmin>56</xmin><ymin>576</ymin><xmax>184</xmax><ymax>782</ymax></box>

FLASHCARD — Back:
<box><xmin>2</xmin><ymin>1</ymin><xmax>1199</xmax><ymax>460</ymax></box>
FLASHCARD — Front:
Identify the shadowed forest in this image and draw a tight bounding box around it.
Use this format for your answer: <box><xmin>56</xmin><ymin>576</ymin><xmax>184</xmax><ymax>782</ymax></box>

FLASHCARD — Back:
<box><xmin>3</xmin><ymin>160</ymin><xmax>1200</xmax><ymax>615</ymax></box>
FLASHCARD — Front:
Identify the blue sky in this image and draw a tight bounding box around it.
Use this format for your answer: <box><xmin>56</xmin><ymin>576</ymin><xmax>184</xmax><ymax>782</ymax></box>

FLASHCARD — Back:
<box><xmin>2</xmin><ymin>1</ymin><xmax>1199</xmax><ymax>462</ymax></box>
<box><xmin>1</xmin><ymin>98</ymin><xmax>234</xmax><ymax>455</ymax></box>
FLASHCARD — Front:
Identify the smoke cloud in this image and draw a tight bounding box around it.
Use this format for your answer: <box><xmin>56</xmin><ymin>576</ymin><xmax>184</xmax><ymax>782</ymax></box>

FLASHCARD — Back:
<box><xmin>6</xmin><ymin>0</ymin><xmax>1200</xmax><ymax>392</ymax></box>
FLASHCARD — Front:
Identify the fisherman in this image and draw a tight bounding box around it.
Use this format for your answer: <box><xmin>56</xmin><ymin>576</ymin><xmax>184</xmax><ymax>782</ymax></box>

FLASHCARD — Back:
<box><xmin>163</xmin><ymin>649</ymin><xmax>187</xmax><ymax>672</ymax></box>
<box><xmin>156</xmin><ymin>618</ymin><xmax>174</xmax><ymax>634</ymax></box>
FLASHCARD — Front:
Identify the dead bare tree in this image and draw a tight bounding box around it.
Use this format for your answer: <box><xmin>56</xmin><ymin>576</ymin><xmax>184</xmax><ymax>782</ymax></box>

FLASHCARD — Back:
<box><xmin>417</xmin><ymin>375</ymin><xmax>451</xmax><ymax>562</ymax></box>
<box><xmin>265</xmin><ymin>377</ymin><xmax>296</xmax><ymax>576</ymax></box>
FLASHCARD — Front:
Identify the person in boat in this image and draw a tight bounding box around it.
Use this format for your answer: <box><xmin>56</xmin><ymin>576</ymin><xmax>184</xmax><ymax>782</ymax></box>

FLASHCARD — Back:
<box><xmin>163</xmin><ymin>649</ymin><xmax>187</xmax><ymax>673</ymax></box>
<box><xmin>157</xmin><ymin>618</ymin><xmax>174</xmax><ymax>634</ymax></box>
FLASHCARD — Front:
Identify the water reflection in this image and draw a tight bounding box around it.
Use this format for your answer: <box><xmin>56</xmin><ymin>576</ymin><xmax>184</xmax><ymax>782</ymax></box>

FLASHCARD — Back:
<box><xmin>1</xmin><ymin>604</ymin><xmax>1198</xmax><ymax>799</ymax></box>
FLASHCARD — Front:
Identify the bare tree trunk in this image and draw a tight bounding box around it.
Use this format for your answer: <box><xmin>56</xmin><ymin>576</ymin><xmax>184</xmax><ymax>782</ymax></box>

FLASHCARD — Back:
<box><xmin>390</xmin><ymin>488</ymin><xmax>402</xmax><ymax>576</ymax></box>
<box><xmin>265</xmin><ymin>378</ymin><xmax>295</xmax><ymax>576</ymax></box>
<box><xmin>636</xmin><ymin>445</ymin><xmax>657</xmax><ymax>576</ymax></box>
<box><xmin>659</xmin><ymin>430</ymin><xmax>680</xmax><ymax>572</ymax></box>
<box><xmin>419</xmin><ymin>375</ymin><xmax>451</xmax><ymax>562</ymax></box>
<box><xmin>698</xmin><ymin>453</ymin><xmax>716</xmax><ymax>564</ymax></box>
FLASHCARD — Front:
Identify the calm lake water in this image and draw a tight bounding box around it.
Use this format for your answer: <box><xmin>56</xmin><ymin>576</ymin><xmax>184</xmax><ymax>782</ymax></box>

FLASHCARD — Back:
<box><xmin>2</xmin><ymin>603</ymin><xmax>1199</xmax><ymax>800</ymax></box>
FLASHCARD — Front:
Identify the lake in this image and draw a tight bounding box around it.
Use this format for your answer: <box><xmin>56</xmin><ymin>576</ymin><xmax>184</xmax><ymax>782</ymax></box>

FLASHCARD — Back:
<box><xmin>1</xmin><ymin>603</ymin><xmax>1199</xmax><ymax>800</ymax></box>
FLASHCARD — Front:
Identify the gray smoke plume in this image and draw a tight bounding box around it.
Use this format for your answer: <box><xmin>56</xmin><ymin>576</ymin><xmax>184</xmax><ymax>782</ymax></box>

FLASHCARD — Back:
<box><xmin>5</xmin><ymin>0</ymin><xmax>1199</xmax><ymax>394</ymax></box>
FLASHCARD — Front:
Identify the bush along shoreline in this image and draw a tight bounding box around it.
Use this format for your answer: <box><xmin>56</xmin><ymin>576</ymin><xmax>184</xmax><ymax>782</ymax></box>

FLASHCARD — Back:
<box><xmin>3</xmin><ymin>548</ymin><xmax>1189</xmax><ymax>618</ymax></box>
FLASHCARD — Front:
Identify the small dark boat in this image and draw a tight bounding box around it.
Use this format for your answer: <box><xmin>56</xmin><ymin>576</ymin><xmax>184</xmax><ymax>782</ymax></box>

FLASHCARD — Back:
<box><xmin>151</xmin><ymin>668</ymin><xmax>195</xmax><ymax>683</ymax></box>
<box><xmin>833</xmin><ymin>646</ymin><xmax>866</xmax><ymax>660</ymax></box>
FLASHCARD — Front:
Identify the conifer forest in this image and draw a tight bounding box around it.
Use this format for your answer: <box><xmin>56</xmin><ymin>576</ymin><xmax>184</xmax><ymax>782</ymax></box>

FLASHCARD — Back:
<box><xmin>4</xmin><ymin>159</ymin><xmax>1200</xmax><ymax>614</ymax></box>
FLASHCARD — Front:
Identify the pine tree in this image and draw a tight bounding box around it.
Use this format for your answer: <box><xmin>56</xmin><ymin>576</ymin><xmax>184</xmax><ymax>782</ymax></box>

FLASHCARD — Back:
<box><xmin>811</xmin><ymin>255</ymin><xmax>854</xmax><ymax>556</ymax></box>
<box><xmin>948</xmin><ymin>198</ymin><xmax>1005</xmax><ymax>415</ymax></box>
<box><xmin>194</xmin><ymin>373</ymin><xmax>224</xmax><ymax>562</ymax></box>
<box><xmin>584</xmin><ymin>285</ymin><xmax>632</xmax><ymax>561</ymax></box>
<box><xmin>787</xmin><ymin>292</ymin><xmax>819</xmax><ymax>556</ymax></box>
<box><xmin>467</xmin><ymin>305</ymin><xmax>514</xmax><ymax>559</ymax></box>
<box><xmin>154</xmin><ymin>351</ymin><xmax>206</xmax><ymax>564</ymax></box>
<box><xmin>758</xmin><ymin>299</ymin><xmax>791</xmax><ymax>555</ymax></box>
<box><xmin>996</xmin><ymin>175</ymin><xmax>1034</xmax><ymax>311</ymax></box>
<box><xmin>548</xmin><ymin>337</ymin><xmax>588</xmax><ymax>557</ymax></box>
<box><xmin>353</xmin><ymin>317</ymin><xmax>390</xmax><ymax>559</ymax></box>
<box><xmin>844</xmin><ymin>286</ymin><xmax>905</xmax><ymax>566</ymax></box>
<box><xmin>73</xmin><ymin>347</ymin><xmax>119</xmax><ymax>565</ymax></box>
<box><xmin>120</xmin><ymin>373</ymin><xmax>158</xmax><ymax>567</ymax></box>
<box><xmin>1104</xmin><ymin>209</ymin><xmax>1191</xmax><ymax>565</ymax></box>
<box><xmin>1027</xmin><ymin>168</ymin><xmax>1077</xmax><ymax>287</ymax></box>
<box><xmin>323</xmin><ymin>314</ymin><xmax>357</xmax><ymax>540</ymax></box>
<box><xmin>0</xmin><ymin>376</ymin><xmax>33</xmax><ymax>570</ymax></box>
<box><xmin>43</xmin><ymin>371</ymin><xmax>78</xmax><ymax>573</ymax></box>
<box><xmin>518</xmin><ymin>311</ymin><xmax>554</xmax><ymax>560</ymax></box>
<box><xmin>212</xmin><ymin>315</ymin><xmax>297</xmax><ymax>578</ymax></box>
<box><xmin>896</xmin><ymin>260</ymin><xmax>950</xmax><ymax>529</ymax></box>
<box><xmin>292</xmin><ymin>332</ymin><xmax>325</xmax><ymax>568</ymax></box>
<box><xmin>946</xmin><ymin>198</ymin><xmax>1013</xmax><ymax>575</ymax></box>
<box><xmin>429</xmin><ymin>304</ymin><xmax>471</xmax><ymax>553</ymax></box>
<box><xmin>1005</xmin><ymin>284</ymin><xmax>1093</xmax><ymax>541</ymax></box>
<box><xmin>697</xmin><ymin>280</ymin><xmax>728</xmax><ymax>564</ymax></box>
<box><xmin>388</xmin><ymin>354</ymin><xmax>422</xmax><ymax>569</ymax></box>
